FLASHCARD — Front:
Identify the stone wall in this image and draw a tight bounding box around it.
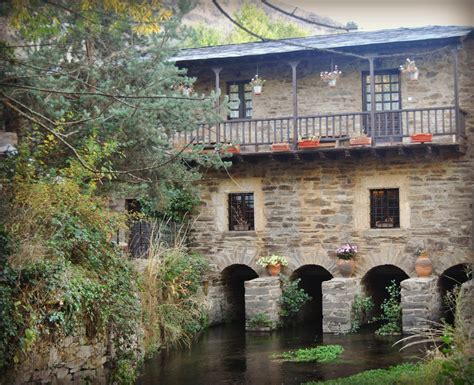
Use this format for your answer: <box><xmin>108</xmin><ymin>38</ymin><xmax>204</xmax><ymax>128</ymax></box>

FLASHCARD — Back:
<box><xmin>4</xmin><ymin>329</ymin><xmax>110</xmax><ymax>385</ymax></box>
<box><xmin>244</xmin><ymin>277</ymin><xmax>282</xmax><ymax>331</ymax></box>
<box><xmin>459</xmin><ymin>279</ymin><xmax>474</xmax><ymax>355</ymax></box>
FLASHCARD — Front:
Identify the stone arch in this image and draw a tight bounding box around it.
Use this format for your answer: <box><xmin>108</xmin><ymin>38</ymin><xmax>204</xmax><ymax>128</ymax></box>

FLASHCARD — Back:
<box><xmin>434</xmin><ymin>256</ymin><xmax>472</xmax><ymax>277</ymax></box>
<box><xmin>213</xmin><ymin>247</ymin><xmax>260</xmax><ymax>275</ymax></box>
<box><xmin>356</xmin><ymin>246</ymin><xmax>413</xmax><ymax>278</ymax></box>
<box><xmin>361</xmin><ymin>264</ymin><xmax>409</xmax><ymax>318</ymax></box>
<box><xmin>438</xmin><ymin>263</ymin><xmax>472</xmax><ymax>324</ymax></box>
<box><xmin>221</xmin><ymin>264</ymin><xmax>259</xmax><ymax>323</ymax></box>
<box><xmin>290</xmin><ymin>265</ymin><xmax>333</xmax><ymax>328</ymax></box>
<box><xmin>287</xmin><ymin>250</ymin><xmax>337</xmax><ymax>277</ymax></box>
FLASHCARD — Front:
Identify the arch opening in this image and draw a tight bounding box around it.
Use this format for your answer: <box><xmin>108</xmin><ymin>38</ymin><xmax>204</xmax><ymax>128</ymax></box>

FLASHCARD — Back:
<box><xmin>291</xmin><ymin>265</ymin><xmax>333</xmax><ymax>328</ymax></box>
<box><xmin>221</xmin><ymin>264</ymin><xmax>258</xmax><ymax>324</ymax></box>
<box><xmin>438</xmin><ymin>263</ymin><xmax>472</xmax><ymax>325</ymax></box>
<box><xmin>361</xmin><ymin>264</ymin><xmax>409</xmax><ymax>320</ymax></box>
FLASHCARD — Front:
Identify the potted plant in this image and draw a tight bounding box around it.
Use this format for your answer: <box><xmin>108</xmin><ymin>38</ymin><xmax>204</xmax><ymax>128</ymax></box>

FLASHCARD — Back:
<box><xmin>320</xmin><ymin>65</ymin><xmax>342</xmax><ymax>87</ymax></box>
<box><xmin>336</xmin><ymin>244</ymin><xmax>358</xmax><ymax>277</ymax></box>
<box><xmin>298</xmin><ymin>135</ymin><xmax>320</xmax><ymax>149</ymax></box>
<box><xmin>271</xmin><ymin>142</ymin><xmax>291</xmax><ymax>151</ymax></box>
<box><xmin>256</xmin><ymin>254</ymin><xmax>288</xmax><ymax>276</ymax></box>
<box><xmin>232</xmin><ymin>205</ymin><xmax>250</xmax><ymax>231</ymax></box>
<box><xmin>221</xmin><ymin>143</ymin><xmax>240</xmax><ymax>154</ymax></box>
<box><xmin>350</xmin><ymin>132</ymin><xmax>372</xmax><ymax>146</ymax></box>
<box><xmin>250</xmin><ymin>75</ymin><xmax>266</xmax><ymax>95</ymax></box>
<box><xmin>400</xmin><ymin>58</ymin><xmax>419</xmax><ymax>81</ymax></box>
<box><xmin>415</xmin><ymin>248</ymin><xmax>432</xmax><ymax>277</ymax></box>
<box><xmin>410</xmin><ymin>133</ymin><xmax>433</xmax><ymax>143</ymax></box>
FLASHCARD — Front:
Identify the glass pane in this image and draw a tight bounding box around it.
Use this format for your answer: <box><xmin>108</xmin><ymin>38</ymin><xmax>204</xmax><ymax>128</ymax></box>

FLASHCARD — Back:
<box><xmin>229</xmin><ymin>93</ymin><xmax>239</xmax><ymax>101</ymax></box>
<box><xmin>376</xmin><ymin>94</ymin><xmax>382</xmax><ymax>102</ymax></box>
<box><xmin>366</xmin><ymin>94</ymin><xmax>371</xmax><ymax>102</ymax></box>
<box><xmin>375</xmin><ymin>75</ymin><xmax>382</xmax><ymax>82</ymax></box>
<box><xmin>375</xmin><ymin>84</ymin><xmax>382</xmax><ymax>92</ymax></box>
<box><xmin>391</xmin><ymin>83</ymin><xmax>399</xmax><ymax>92</ymax></box>
<box><xmin>367</xmin><ymin>104</ymin><xmax>371</xmax><ymax>111</ymax></box>
<box><xmin>384</xmin><ymin>102</ymin><xmax>391</xmax><ymax>109</ymax></box>
<box><xmin>376</xmin><ymin>103</ymin><xmax>382</xmax><ymax>111</ymax></box>
<box><xmin>230</xmin><ymin>84</ymin><xmax>238</xmax><ymax>92</ymax></box>
<box><xmin>230</xmin><ymin>111</ymin><xmax>239</xmax><ymax>118</ymax></box>
<box><xmin>392</xmin><ymin>93</ymin><xmax>399</xmax><ymax>101</ymax></box>
<box><xmin>244</xmin><ymin>92</ymin><xmax>252</xmax><ymax>99</ymax></box>
<box><xmin>244</xmin><ymin>84</ymin><xmax>252</xmax><ymax>91</ymax></box>
<box><xmin>383</xmin><ymin>84</ymin><xmax>390</xmax><ymax>92</ymax></box>
<box><xmin>383</xmin><ymin>94</ymin><xmax>391</xmax><ymax>101</ymax></box>
<box><xmin>246</xmin><ymin>101</ymin><xmax>252</xmax><ymax>108</ymax></box>
<box><xmin>229</xmin><ymin>101</ymin><xmax>240</xmax><ymax>109</ymax></box>
<box><xmin>366</xmin><ymin>84</ymin><xmax>371</xmax><ymax>92</ymax></box>
<box><xmin>391</xmin><ymin>74</ymin><xmax>399</xmax><ymax>82</ymax></box>
<box><xmin>392</xmin><ymin>102</ymin><xmax>400</xmax><ymax>109</ymax></box>
<box><xmin>383</xmin><ymin>75</ymin><xmax>390</xmax><ymax>82</ymax></box>
<box><xmin>245</xmin><ymin>110</ymin><xmax>252</xmax><ymax>118</ymax></box>
<box><xmin>366</xmin><ymin>76</ymin><xmax>371</xmax><ymax>84</ymax></box>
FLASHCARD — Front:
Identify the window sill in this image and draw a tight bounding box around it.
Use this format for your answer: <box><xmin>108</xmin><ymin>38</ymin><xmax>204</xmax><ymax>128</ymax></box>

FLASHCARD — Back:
<box><xmin>222</xmin><ymin>230</ymin><xmax>257</xmax><ymax>237</ymax></box>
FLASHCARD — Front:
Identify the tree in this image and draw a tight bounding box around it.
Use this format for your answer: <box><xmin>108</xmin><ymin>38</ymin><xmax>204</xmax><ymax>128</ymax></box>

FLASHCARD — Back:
<box><xmin>1</xmin><ymin>0</ymin><xmax>223</xmax><ymax>216</ymax></box>
<box><xmin>185</xmin><ymin>2</ymin><xmax>309</xmax><ymax>48</ymax></box>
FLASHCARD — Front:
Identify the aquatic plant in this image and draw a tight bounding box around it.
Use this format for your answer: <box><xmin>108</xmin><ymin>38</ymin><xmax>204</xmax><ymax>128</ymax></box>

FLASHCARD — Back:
<box><xmin>278</xmin><ymin>276</ymin><xmax>312</xmax><ymax>319</ymax></box>
<box><xmin>274</xmin><ymin>344</ymin><xmax>344</xmax><ymax>363</ymax></box>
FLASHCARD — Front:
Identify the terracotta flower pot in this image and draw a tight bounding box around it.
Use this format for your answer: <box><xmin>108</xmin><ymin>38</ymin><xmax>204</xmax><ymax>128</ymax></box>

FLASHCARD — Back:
<box><xmin>267</xmin><ymin>264</ymin><xmax>282</xmax><ymax>276</ymax></box>
<box><xmin>298</xmin><ymin>139</ymin><xmax>320</xmax><ymax>149</ymax></box>
<box><xmin>415</xmin><ymin>254</ymin><xmax>433</xmax><ymax>277</ymax></box>
<box><xmin>410</xmin><ymin>133</ymin><xmax>433</xmax><ymax>143</ymax></box>
<box><xmin>337</xmin><ymin>259</ymin><xmax>355</xmax><ymax>278</ymax></box>
<box><xmin>271</xmin><ymin>142</ymin><xmax>291</xmax><ymax>152</ymax></box>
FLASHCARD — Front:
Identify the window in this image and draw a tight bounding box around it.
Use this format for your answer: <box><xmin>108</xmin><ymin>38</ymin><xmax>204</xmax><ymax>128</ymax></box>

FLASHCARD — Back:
<box><xmin>227</xmin><ymin>81</ymin><xmax>253</xmax><ymax>119</ymax></box>
<box><xmin>362</xmin><ymin>70</ymin><xmax>401</xmax><ymax>139</ymax></box>
<box><xmin>229</xmin><ymin>193</ymin><xmax>255</xmax><ymax>231</ymax></box>
<box><xmin>370</xmin><ymin>189</ymin><xmax>400</xmax><ymax>229</ymax></box>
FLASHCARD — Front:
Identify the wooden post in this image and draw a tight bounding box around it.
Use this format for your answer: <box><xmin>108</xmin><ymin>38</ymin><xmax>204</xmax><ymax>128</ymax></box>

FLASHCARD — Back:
<box><xmin>452</xmin><ymin>48</ymin><xmax>461</xmax><ymax>139</ymax></box>
<box><xmin>289</xmin><ymin>61</ymin><xmax>300</xmax><ymax>150</ymax></box>
<box><xmin>368</xmin><ymin>57</ymin><xmax>376</xmax><ymax>143</ymax></box>
<box><xmin>211</xmin><ymin>67</ymin><xmax>223</xmax><ymax>143</ymax></box>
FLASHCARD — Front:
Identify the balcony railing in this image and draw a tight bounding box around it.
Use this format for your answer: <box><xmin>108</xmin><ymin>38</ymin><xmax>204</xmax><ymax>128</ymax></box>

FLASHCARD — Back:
<box><xmin>173</xmin><ymin>106</ymin><xmax>465</xmax><ymax>153</ymax></box>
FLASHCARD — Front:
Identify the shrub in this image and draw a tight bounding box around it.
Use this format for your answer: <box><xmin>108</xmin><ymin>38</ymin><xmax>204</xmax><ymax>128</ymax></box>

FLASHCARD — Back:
<box><xmin>278</xmin><ymin>276</ymin><xmax>312</xmax><ymax>319</ymax></box>
<box><xmin>247</xmin><ymin>313</ymin><xmax>273</xmax><ymax>329</ymax></box>
<box><xmin>350</xmin><ymin>295</ymin><xmax>375</xmax><ymax>333</ymax></box>
<box><xmin>376</xmin><ymin>280</ymin><xmax>402</xmax><ymax>335</ymax></box>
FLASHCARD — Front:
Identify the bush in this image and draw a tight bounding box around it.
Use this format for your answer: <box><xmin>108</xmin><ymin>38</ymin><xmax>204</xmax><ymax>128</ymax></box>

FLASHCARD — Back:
<box><xmin>350</xmin><ymin>295</ymin><xmax>375</xmax><ymax>333</ymax></box>
<box><xmin>247</xmin><ymin>313</ymin><xmax>273</xmax><ymax>329</ymax></box>
<box><xmin>376</xmin><ymin>280</ymin><xmax>402</xmax><ymax>335</ymax></box>
<box><xmin>279</xmin><ymin>276</ymin><xmax>312</xmax><ymax>319</ymax></box>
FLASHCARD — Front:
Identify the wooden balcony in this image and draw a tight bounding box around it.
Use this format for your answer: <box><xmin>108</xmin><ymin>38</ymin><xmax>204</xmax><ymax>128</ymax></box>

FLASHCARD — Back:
<box><xmin>173</xmin><ymin>106</ymin><xmax>465</xmax><ymax>157</ymax></box>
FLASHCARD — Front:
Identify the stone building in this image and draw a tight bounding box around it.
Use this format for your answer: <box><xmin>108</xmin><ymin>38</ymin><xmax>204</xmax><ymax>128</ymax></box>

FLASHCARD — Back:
<box><xmin>172</xmin><ymin>26</ymin><xmax>474</xmax><ymax>333</ymax></box>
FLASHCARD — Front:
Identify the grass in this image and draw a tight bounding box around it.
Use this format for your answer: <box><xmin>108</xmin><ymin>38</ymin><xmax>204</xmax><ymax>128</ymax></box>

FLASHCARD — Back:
<box><xmin>273</xmin><ymin>344</ymin><xmax>344</xmax><ymax>363</ymax></box>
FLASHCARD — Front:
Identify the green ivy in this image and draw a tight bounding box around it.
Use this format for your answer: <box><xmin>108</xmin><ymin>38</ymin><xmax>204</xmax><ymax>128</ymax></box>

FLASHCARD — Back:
<box><xmin>350</xmin><ymin>295</ymin><xmax>375</xmax><ymax>333</ymax></box>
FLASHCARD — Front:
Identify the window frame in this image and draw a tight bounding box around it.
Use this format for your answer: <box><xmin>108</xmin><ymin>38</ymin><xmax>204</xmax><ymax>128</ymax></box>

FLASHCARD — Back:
<box><xmin>226</xmin><ymin>80</ymin><xmax>253</xmax><ymax>120</ymax></box>
<box><xmin>370</xmin><ymin>188</ymin><xmax>400</xmax><ymax>229</ymax></box>
<box><xmin>228</xmin><ymin>192</ymin><xmax>255</xmax><ymax>231</ymax></box>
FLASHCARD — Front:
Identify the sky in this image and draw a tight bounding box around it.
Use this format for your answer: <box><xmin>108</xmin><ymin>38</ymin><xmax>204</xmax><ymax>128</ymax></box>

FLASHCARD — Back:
<box><xmin>289</xmin><ymin>0</ymin><xmax>474</xmax><ymax>30</ymax></box>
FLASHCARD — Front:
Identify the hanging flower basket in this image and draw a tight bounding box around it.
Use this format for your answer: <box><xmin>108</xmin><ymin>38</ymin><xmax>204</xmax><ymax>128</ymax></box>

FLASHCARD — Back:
<box><xmin>250</xmin><ymin>75</ymin><xmax>265</xmax><ymax>95</ymax></box>
<box><xmin>400</xmin><ymin>58</ymin><xmax>419</xmax><ymax>82</ymax></box>
<box><xmin>350</xmin><ymin>137</ymin><xmax>372</xmax><ymax>146</ymax></box>
<box><xmin>320</xmin><ymin>65</ymin><xmax>342</xmax><ymax>87</ymax></box>
<box><xmin>271</xmin><ymin>142</ymin><xmax>291</xmax><ymax>152</ymax></box>
<box><xmin>298</xmin><ymin>138</ymin><xmax>320</xmax><ymax>149</ymax></box>
<box><xmin>410</xmin><ymin>133</ymin><xmax>433</xmax><ymax>143</ymax></box>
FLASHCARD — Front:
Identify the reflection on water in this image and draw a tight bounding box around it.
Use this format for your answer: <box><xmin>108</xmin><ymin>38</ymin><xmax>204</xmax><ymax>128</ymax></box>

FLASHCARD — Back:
<box><xmin>137</xmin><ymin>324</ymin><xmax>422</xmax><ymax>385</ymax></box>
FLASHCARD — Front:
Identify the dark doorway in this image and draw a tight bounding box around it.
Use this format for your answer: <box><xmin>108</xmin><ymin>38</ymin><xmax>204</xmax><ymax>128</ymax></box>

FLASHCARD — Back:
<box><xmin>291</xmin><ymin>265</ymin><xmax>333</xmax><ymax>328</ymax></box>
<box><xmin>362</xmin><ymin>264</ymin><xmax>409</xmax><ymax>319</ymax></box>
<box><xmin>439</xmin><ymin>264</ymin><xmax>472</xmax><ymax>325</ymax></box>
<box><xmin>221</xmin><ymin>264</ymin><xmax>258</xmax><ymax>323</ymax></box>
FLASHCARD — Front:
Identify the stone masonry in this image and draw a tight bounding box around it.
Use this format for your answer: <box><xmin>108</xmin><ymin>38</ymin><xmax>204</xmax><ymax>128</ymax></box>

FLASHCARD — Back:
<box><xmin>401</xmin><ymin>277</ymin><xmax>441</xmax><ymax>334</ymax></box>
<box><xmin>322</xmin><ymin>278</ymin><xmax>362</xmax><ymax>333</ymax></box>
<box><xmin>245</xmin><ymin>277</ymin><xmax>282</xmax><ymax>331</ymax></box>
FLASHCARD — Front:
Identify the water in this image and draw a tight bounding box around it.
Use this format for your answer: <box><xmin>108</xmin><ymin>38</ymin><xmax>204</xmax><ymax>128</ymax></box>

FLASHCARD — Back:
<box><xmin>137</xmin><ymin>324</ymin><xmax>422</xmax><ymax>385</ymax></box>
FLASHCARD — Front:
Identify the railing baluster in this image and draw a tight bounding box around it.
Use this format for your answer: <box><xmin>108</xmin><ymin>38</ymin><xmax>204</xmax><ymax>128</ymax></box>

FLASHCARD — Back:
<box><xmin>435</xmin><ymin>109</ymin><xmax>438</xmax><ymax>134</ymax></box>
<box><xmin>449</xmin><ymin>108</ymin><xmax>453</xmax><ymax>133</ymax></box>
<box><xmin>442</xmin><ymin>109</ymin><xmax>445</xmax><ymax>134</ymax></box>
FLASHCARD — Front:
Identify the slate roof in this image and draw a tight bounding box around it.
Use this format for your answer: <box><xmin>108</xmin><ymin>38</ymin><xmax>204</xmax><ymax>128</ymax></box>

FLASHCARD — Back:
<box><xmin>172</xmin><ymin>25</ymin><xmax>473</xmax><ymax>63</ymax></box>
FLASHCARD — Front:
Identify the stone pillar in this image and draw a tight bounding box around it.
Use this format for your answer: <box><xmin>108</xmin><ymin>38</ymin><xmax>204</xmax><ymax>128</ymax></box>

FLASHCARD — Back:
<box><xmin>459</xmin><ymin>279</ymin><xmax>474</xmax><ymax>355</ymax></box>
<box><xmin>401</xmin><ymin>277</ymin><xmax>441</xmax><ymax>334</ymax></box>
<box><xmin>322</xmin><ymin>278</ymin><xmax>361</xmax><ymax>333</ymax></box>
<box><xmin>244</xmin><ymin>277</ymin><xmax>282</xmax><ymax>331</ymax></box>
